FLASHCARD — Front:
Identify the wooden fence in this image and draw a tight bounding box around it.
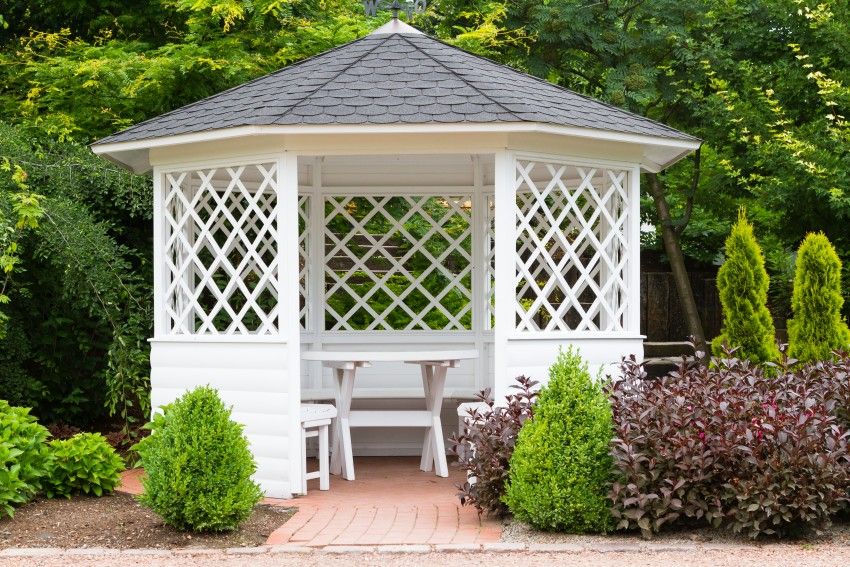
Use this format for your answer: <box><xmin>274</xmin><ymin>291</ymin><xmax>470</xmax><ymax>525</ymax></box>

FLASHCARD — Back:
<box><xmin>640</xmin><ymin>271</ymin><xmax>722</xmax><ymax>342</ymax></box>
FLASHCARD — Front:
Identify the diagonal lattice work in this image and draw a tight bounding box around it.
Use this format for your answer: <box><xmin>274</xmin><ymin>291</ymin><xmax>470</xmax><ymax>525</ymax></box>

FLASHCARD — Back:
<box><xmin>162</xmin><ymin>162</ymin><xmax>281</xmax><ymax>335</ymax></box>
<box><xmin>514</xmin><ymin>159</ymin><xmax>630</xmax><ymax>332</ymax></box>
<box><xmin>323</xmin><ymin>195</ymin><xmax>473</xmax><ymax>331</ymax></box>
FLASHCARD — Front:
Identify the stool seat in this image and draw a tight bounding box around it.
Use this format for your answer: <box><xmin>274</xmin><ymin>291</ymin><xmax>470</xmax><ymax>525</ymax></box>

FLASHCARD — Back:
<box><xmin>301</xmin><ymin>403</ymin><xmax>337</xmax><ymax>424</ymax></box>
<box><xmin>300</xmin><ymin>403</ymin><xmax>337</xmax><ymax>493</ymax></box>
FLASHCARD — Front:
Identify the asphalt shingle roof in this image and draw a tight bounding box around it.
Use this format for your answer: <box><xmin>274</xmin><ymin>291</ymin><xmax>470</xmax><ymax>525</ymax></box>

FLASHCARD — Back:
<box><xmin>97</xmin><ymin>25</ymin><xmax>697</xmax><ymax>145</ymax></box>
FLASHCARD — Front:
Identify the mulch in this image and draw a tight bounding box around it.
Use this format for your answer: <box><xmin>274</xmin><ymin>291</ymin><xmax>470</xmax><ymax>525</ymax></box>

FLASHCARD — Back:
<box><xmin>0</xmin><ymin>492</ymin><xmax>295</xmax><ymax>549</ymax></box>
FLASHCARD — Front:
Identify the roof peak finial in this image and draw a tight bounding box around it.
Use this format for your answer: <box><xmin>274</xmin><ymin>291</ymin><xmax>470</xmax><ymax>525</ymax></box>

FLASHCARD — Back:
<box><xmin>363</xmin><ymin>1</ymin><xmax>427</xmax><ymax>20</ymax></box>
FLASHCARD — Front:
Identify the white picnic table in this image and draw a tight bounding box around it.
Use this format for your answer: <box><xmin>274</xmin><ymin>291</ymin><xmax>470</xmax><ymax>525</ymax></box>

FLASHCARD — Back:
<box><xmin>302</xmin><ymin>349</ymin><xmax>479</xmax><ymax>481</ymax></box>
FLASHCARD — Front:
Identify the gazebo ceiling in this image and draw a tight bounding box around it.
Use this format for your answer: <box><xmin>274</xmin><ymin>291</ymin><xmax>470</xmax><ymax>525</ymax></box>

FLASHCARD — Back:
<box><xmin>93</xmin><ymin>20</ymin><xmax>699</xmax><ymax>172</ymax></box>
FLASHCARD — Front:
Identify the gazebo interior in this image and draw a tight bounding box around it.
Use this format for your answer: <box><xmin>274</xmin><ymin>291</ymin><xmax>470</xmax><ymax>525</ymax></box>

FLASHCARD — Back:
<box><xmin>160</xmin><ymin>150</ymin><xmax>635</xmax><ymax>457</ymax></box>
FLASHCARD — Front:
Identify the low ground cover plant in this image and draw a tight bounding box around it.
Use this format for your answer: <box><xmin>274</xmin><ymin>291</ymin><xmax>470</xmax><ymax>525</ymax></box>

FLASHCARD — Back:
<box><xmin>609</xmin><ymin>351</ymin><xmax>850</xmax><ymax>538</ymax></box>
<box><xmin>449</xmin><ymin>375</ymin><xmax>538</xmax><ymax>517</ymax></box>
<box><xmin>43</xmin><ymin>432</ymin><xmax>124</xmax><ymax>498</ymax></box>
<box><xmin>0</xmin><ymin>400</ymin><xmax>50</xmax><ymax>517</ymax></box>
<box><xmin>505</xmin><ymin>348</ymin><xmax>613</xmax><ymax>532</ymax></box>
<box><xmin>133</xmin><ymin>386</ymin><xmax>263</xmax><ymax>532</ymax></box>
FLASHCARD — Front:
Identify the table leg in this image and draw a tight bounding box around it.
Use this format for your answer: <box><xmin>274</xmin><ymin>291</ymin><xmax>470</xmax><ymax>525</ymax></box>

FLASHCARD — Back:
<box><xmin>419</xmin><ymin>364</ymin><xmax>434</xmax><ymax>472</ymax></box>
<box><xmin>429</xmin><ymin>365</ymin><xmax>449</xmax><ymax>478</ymax></box>
<box><xmin>330</xmin><ymin>367</ymin><xmax>357</xmax><ymax>481</ymax></box>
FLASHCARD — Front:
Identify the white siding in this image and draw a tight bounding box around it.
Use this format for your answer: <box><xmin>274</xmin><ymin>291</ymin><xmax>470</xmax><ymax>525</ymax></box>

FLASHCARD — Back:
<box><xmin>150</xmin><ymin>340</ymin><xmax>294</xmax><ymax>498</ymax></box>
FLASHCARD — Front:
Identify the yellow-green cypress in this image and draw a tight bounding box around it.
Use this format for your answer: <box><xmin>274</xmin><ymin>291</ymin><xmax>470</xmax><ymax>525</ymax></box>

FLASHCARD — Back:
<box><xmin>711</xmin><ymin>208</ymin><xmax>779</xmax><ymax>362</ymax></box>
<box><xmin>787</xmin><ymin>233</ymin><xmax>850</xmax><ymax>362</ymax></box>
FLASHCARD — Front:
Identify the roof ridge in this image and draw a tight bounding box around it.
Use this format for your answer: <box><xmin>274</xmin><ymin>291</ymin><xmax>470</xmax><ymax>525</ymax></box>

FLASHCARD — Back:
<box><xmin>94</xmin><ymin>33</ymin><xmax>380</xmax><ymax>145</ymax></box>
<box><xmin>407</xmin><ymin>34</ymin><xmax>699</xmax><ymax>142</ymax></box>
<box><xmin>397</xmin><ymin>34</ymin><xmax>521</xmax><ymax>121</ymax></box>
<box><xmin>272</xmin><ymin>34</ymin><xmax>391</xmax><ymax>125</ymax></box>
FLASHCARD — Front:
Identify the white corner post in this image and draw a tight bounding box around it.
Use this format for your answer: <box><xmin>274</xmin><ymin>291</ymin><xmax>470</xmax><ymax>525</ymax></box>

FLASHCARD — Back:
<box><xmin>148</xmin><ymin>154</ymin><xmax>301</xmax><ymax>498</ymax></box>
<box><xmin>281</xmin><ymin>151</ymin><xmax>304</xmax><ymax>496</ymax></box>
<box><xmin>493</xmin><ymin>149</ymin><xmax>515</xmax><ymax>401</ymax></box>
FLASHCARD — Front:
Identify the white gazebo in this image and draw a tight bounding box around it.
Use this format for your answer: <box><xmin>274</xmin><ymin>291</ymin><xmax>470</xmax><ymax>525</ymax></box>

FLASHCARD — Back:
<box><xmin>92</xmin><ymin>20</ymin><xmax>699</xmax><ymax>498</ymax></box>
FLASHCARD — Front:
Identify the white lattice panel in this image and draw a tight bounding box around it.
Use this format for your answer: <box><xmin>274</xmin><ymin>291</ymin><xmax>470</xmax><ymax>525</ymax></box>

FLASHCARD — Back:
<box><xmin>162</xmin><ymin>163</ymin><xmax>281</xmax><ymax>335</ymax></box>
<box><xmin>323</xmin><ymin>195</ymin><xmax>473</xmax><ymax>331</ymax></box>
<box><xmin>298</xmin><ymin>195</ymin><xmax>310</xmax><ymax>330</ymax></box>
<box><xmin>514</xmin><ymin>159</ymin><xmax>629</xmax><ymax>332</ymax></box>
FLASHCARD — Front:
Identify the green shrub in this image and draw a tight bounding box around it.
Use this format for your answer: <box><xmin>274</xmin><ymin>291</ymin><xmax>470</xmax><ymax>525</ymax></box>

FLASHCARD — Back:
<box><xmin>133</xmin><ymin>386</ymin><xmax>263</xmax><ymax>532</ymax></box>
<box><xmin>504</xmin><ymin>348</ymin><xmax>613</xmax><ymax>532</ymax></box>
<box><xmin>787</xmin><ymin>233</ymin><xmax>850</xmax><ymax>362</ymax></box>
<box><xmin>0</xmin><ymin>400</ymin><xmax>50</xmax><ymax>517</ymax></box>
<box><xmin>43</xmin><ymin>433</ymin><xmax>124</xmax><ymax>498</ymax></box>
<box><xmin>712</xmin><ymin>208</ymin><xmax>779</xmax><ymax>362</ymax></box>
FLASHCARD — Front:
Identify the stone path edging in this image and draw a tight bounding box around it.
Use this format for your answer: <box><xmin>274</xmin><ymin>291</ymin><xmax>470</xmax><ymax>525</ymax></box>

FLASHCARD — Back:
<box><xmin>0</xmin><ymin>541</ymin><xmax>828</xmax><ymax>557</ymax></box>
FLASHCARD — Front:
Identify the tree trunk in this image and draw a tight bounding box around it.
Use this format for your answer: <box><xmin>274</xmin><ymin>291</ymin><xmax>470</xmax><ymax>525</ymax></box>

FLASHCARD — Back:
<box><xmin>647</xmin><ymin>172</ymin><xmax>707</xmax><ymax>353</ymax></box>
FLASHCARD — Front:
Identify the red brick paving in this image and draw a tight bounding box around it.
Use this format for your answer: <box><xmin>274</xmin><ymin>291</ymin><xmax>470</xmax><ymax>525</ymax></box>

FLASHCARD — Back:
<box><xmin>117</xmin><ymin>457</ymin><xmax>502</xmax><ymax>547</ymax></box>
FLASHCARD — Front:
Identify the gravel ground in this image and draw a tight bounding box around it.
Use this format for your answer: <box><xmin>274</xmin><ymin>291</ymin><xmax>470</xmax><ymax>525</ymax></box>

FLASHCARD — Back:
<box><xmin>503</xmin><ymin>517</ymin><xmax>850</xmax><ymax>547</ymax></box>
<box><xmin>3</xmin><ymin>548</ymin><xmax>850</xmax><ymax>567</ymax></box>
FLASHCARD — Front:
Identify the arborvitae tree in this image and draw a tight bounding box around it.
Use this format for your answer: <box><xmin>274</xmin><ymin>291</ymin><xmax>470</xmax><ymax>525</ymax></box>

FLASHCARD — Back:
<box><xmin>787</xmin><ymin>233</ymin><xmax>850</xmax><ymax>362</ymax></box>
<box><xmin>712</xmin><ymin>208</ymin><xmax>779</xmax><ymax>362</ymax></box>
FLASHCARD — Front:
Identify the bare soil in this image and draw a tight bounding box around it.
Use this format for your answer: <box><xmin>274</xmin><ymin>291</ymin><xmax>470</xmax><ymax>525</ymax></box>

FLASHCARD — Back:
<box><xmin>0</xmin><ymin>492</ymin><xmax>294</xmax><ymax>549</ymax></box>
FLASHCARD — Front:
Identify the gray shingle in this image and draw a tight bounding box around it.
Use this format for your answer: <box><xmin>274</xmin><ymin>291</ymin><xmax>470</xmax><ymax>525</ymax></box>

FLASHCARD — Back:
<box><xmin>95</xmin><ymin>28</ymin><xmax>697</xmax><ymax>145</ymax></box>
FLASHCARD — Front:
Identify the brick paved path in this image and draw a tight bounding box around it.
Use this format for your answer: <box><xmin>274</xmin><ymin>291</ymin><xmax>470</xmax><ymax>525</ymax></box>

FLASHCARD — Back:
<box><xmin>119</xmin><ymin>457</ymin><xmax>502</xmax><ymax>547</ymax></box>
<box><xmin>265</xmin><ymin>457</ymin><xmax>501</xmax><ymax>546</ymax></box>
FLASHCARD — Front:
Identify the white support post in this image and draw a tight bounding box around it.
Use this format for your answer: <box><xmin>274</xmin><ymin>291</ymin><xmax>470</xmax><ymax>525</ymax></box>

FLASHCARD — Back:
<box><xmin>308</xmin><ymin>157</ymin><xmax>325</xmax><ymax>392</ymax></box>
<box><xmin>281</xmin><ymin>151</ymin><xmax>304</xmax><ymax>496</ymax></box>
<box><xmin>471</xmin><ymin>155</ymin><xmax>486</xmax><ymax>392</ymax></box>
<box><xmin>628</xmin><ymin>166</ymin><xmax>641</xmax><ymax>335</ymax></box>
<box><xmin>493</xmin><ymin>150</ymin><xmax>515</xmax><ymax>401</ymax></box>
<box><xmin>152</xmin><ymin>167</ymin><xmax>165</xmax><ymax>340</ymax></box>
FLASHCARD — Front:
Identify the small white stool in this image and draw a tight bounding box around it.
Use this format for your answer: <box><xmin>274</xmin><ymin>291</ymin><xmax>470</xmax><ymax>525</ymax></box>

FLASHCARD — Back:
<box><xmin>456</xmin><ymin>401</ymin><xmax>490</xmax><ymax>437</ymax></box>
<box><xmin>300</xmin><ymin>404</ymin><xmax>337</xmax><ymax>492</ymax></box>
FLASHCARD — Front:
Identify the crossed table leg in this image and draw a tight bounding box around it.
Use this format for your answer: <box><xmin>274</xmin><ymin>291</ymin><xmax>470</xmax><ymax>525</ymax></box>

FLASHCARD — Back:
<box><xmin>327</xmin><ymin>359</ymin><xmax>454</xmax><ymax>481</ymax></box>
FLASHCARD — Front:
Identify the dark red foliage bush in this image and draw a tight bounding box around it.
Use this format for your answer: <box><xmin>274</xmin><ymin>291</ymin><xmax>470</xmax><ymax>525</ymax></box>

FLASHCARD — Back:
<box><xmin>609</xmin><ymin>349</ymin><xmax>850</xmax><ymax>538</ymax></box>
<box><xmin>448</xmin><ymin>376</ymin><xmax>538</xmax><ymax>517</ymax></box>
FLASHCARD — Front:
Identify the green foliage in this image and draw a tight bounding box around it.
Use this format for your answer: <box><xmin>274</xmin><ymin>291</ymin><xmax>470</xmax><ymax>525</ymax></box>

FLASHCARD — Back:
<box><xmin>133</xmin><ymin>387</ymin><xmax>263</xmax><ymax>532</ymax></box>
<box><xmin>43</xmin><ymin>432</ymin><xmax>124</xmax><ymax>498</ymax></box>
<box><xmin>0</xmin><ymin>123</ymin><xmax>151</xmax><ymax>428</ymax></box>
<box><xmin>504</xmin><ymin>348</ymin><xmax>613</xmax><ymax>533</ymax></box>
<box><xmin>0</xmin><ymin>400</ymin><xmax>50</xmax><ymax>518</ymax></box>
<box><xmin>712</xmin><ymin>209</ymin><xmax>779</xmax><ymax>362</ymax></box>
<box><xmin>787</xmin><ymin>233</ymin><xmax>850</xmax><ymax>362</ymax></box>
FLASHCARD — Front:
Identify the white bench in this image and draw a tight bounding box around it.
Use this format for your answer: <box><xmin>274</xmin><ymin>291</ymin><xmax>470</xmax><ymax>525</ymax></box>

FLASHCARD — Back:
<box><xmin>300</xmin><ymin>403</ymin><xmax>337</xmax><ymax>492</ymax></box>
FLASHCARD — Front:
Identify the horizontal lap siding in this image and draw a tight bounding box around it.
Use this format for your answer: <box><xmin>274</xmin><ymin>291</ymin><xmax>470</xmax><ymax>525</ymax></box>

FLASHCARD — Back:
<box><xmin>504</xmin><ymin>338</ymin><xmax>644</xmax><ymax>384</ymax></box>
<box><xmin>150</xmin><ymin>341</ymin><xmax>293</xmax><ymax>498</ymax></box>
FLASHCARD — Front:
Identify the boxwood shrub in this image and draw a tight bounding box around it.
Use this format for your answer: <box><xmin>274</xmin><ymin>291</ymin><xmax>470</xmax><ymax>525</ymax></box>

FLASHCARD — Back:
<box><xmin>133</xmin><ymin>386</ymin><xmax>263</xmax><ymax>532</ymax></box>
<box><xmin>504</xmin><ymin>348</ymin><xmax>613</xmax><ymax>532</ymax></box>
<box><xmin>0</xmin><ymin>400</ymin><xmax>50</xmax><ymax>517</ymax></box>
<box><xmin>609</xmin><ymin>352</ymin><xmax>850</xmax><ymax>538</ymax></box>
<box><xmin>43</xmin><ymin>432</ymin><xmax>124</xmax><ymax>498</ymax></box>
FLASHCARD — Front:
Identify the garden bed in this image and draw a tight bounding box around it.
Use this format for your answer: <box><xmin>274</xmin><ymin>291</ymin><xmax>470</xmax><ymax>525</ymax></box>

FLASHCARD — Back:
<box><xmin>0</xmin><ymin>492</ymin><xmax>294</xmax><ymax>549</ymax></box>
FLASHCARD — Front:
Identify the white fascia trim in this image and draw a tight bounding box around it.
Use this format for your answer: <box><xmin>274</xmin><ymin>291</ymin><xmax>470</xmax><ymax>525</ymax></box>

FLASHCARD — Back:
<box><xmin>90</xmin><ymin>122</ymin><xmax>701</xmax><ymax>156</ymax></box>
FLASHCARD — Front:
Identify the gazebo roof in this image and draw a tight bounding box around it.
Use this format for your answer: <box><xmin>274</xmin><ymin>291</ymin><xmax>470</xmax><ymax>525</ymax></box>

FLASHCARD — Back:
<box><xmin>96</xmin><ymin>20</ymin><xmax>698</xmax><ymax>147</ymax></box>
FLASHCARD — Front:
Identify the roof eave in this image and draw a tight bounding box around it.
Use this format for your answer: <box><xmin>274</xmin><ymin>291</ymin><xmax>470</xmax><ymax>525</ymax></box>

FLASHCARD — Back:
<box><xmin>91</xmin><ymin>122</ymin><xmax>700</xmax><ymax>173</ymax></box>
